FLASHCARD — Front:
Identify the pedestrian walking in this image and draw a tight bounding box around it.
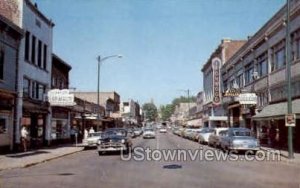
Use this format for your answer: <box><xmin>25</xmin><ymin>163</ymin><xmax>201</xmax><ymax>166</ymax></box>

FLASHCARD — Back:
<box><xmin>21</xmin><ymin>126</ymin><xmax>29</xmax><ymax>152</ymax></box>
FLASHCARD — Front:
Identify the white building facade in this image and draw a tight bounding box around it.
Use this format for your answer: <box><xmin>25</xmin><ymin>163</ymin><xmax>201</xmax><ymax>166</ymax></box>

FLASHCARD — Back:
<box><xmin>16</xmin><ymin>0</ymin><xmax>54</xmax><ymax>148</ymax></box>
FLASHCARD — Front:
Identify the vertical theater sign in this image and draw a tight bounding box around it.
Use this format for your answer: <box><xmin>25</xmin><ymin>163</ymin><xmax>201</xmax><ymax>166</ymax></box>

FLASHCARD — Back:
<box><xmin>212</xmin><ymin>58</ymin><xmax>221</xmax><ymax>106</ymax></box>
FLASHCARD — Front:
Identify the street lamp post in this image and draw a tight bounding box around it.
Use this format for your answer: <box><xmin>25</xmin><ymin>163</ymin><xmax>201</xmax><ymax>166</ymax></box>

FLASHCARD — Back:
<box><xmin>96</xmin><ymin>54</ymin><xmax>122</xmax><ymax>130</ymax></box>
<box><xmin>285</xmin><ymin>0</ymin><xmax>294</xmax><ymax>159</ymax></box>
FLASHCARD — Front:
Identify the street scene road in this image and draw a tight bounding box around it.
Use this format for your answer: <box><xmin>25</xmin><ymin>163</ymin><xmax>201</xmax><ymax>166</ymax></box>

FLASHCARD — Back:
<box><xmin>1</xmin><ymin>131</ymin><xmax>300</xmax><ymax>188</ymax></box>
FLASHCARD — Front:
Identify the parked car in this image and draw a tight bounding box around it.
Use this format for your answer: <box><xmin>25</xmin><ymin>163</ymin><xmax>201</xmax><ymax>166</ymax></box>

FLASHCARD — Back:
<box><xmin>143</xmin><ymin>128</ymin><xmax>156</xmax><ymax>139</ymax></box>
<box><xmin>159</xmin><ymin>127</ymin><xmax>167</xmax><ymax>133</ymax></box>
<box><xmin>220</xmin><ymin>128</ymin><xmax>260</xmax><ymax>152</ymax></box>
<box><xmin>97</xmin><ymin>128</ymin><xmax>132</xmax><ymax>155</ymax></box>
<box><xmin>208</xmin><ymin>128</ymin><xmax>229</xmax><ymax>148</ymax></box>
<box><xmin>133</xmin><ymin>128</ymin><xmax>143</xmax><ymax>137</ymax></box>
<box><xmin>82</xmin><ymin>131</ymin><xmax>103</xmax><ymax>149</ymax></box>
<box><xmin>189</xmin><ymin>129</ymin><xmax>202</xmax><ymax>141</ymax></box>
<box><xmin>197</xmin><ymin>128</ymin><xmax>214</xmax><ymax>144</ymax></box>
<box><xmin>182</xmin><ymin>128</ymin><xmax>194</xmax><ymax>138</ymax></box>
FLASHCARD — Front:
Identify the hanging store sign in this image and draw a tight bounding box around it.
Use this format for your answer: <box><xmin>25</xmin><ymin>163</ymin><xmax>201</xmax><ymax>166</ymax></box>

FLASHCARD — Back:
<box><xmin>285</xmin><ymin>114</ymin><xmax>296</xmax><ymax>127</ymax></box>
<box><xmin>223</xmin><ymin>88</ymin><xmax>241</xmax><ymax>97</ymax></box>
<box><xmin>47</xmin><ymin>89</ymin><xmax>76</xmax><ymax>106</ymax></box>
<box><xmin>212</xmin><ymin>58</ymin><xmax>221</xmax><ymax>105</ymax></box>
<box><xmin>236</xmin><ymin>93</ymin><xmax>257</xmax><ymax>105</ymax></box>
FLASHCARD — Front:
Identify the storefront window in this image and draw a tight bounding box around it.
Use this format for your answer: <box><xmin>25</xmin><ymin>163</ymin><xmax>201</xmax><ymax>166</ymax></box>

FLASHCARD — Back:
<box><xmin>51</xmin><ymin>119</ymin><xmax>69</xmax><ymax>139</ymax></box>
<box><xmin>0</xmin><ymin>117</ymin><xmax>7</xmax><ymax>134</ymax></box>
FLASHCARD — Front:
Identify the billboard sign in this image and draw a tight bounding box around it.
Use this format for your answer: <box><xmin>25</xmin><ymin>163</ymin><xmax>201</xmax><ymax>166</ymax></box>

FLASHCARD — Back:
<box><xmin>47</xmin><ymin>89</ymin><xmax>76</xmax><ymax>107</ymax></box>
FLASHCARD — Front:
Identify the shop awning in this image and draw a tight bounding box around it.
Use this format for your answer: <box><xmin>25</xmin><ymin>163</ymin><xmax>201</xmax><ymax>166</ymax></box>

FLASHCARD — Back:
<box><xmin>252</xmin><ymin>99</ymin><xmax>300</xmax><ymax>120</ymax></box>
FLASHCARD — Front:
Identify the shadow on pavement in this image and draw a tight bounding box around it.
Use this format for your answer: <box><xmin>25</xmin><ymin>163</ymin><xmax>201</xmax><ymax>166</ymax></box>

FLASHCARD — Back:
<box><xmin>5</xmin><ymin>150</ymin><xmax>50</xmax><ymax>158</ymax></box>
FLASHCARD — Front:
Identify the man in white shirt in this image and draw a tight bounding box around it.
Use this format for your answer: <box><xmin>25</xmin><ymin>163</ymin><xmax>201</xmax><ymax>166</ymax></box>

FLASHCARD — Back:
<box><xmin>21</xmin><ymin>127</ymin><xmax>29</xmax><ymax>152</ymax></box>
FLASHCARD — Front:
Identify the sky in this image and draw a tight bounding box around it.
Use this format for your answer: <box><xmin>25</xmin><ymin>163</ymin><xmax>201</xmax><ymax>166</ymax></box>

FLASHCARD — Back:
<box><xmin>34</xmin><ymin>0</ymin><xmax>285</xmax><ymax>106</ymax></box>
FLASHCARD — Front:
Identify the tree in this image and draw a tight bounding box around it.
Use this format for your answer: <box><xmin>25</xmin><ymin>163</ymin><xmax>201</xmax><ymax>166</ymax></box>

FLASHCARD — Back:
<box><xmin>142</xmin><ymin>103</ymin><xmax>158</xmax><ymax>122</ymax></box>
<box><xmin>160</xmin><ymin>104</ymin><xmax>174</xmax><ymax>121</ymax></box>
<box><xmin>159</xmin><ymin>96</ymin><xmax>196</xmax><ymax>121</ymax></box>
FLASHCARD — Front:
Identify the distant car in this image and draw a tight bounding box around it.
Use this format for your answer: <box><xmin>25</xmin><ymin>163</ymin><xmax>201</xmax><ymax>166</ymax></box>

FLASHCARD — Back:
<box><xmin>133</xmin><ymin>128</ymin><xmax>143</xmax><ymax>137</ymax></box>
<box><xmin>220</xmin><ymin>128</ymin><xmax>260</xmax><ymax>152</ymax></box>
<box><xmin>208</xmin><ymin>128</ymin><xmax>229</xmax><ymax>147</ymax></box>
<box><xmin>198</xmin><ymin>128</ymin><xmax>214</xmax><ymax>144</ymax></box>
<box><xmin>189</xmin><ymin>129</ymin><xmax>202</xmax><ymax>141</ymax></box>
<box><xmin>82</xmin><ymin>131</ymin><xmax>102</xmax><ymax>148</ymax></box>
<box><xmin>159</xmin><ymin>128</ymin><xmax>167</xmax><ymax>133</ymax></box>
<box><xmin>97</xmin><ymin>128</ymin><xmax>132</xmax><ymax>155</ymax></box>
<box><xmin>143</xmin><ymin>128</ymin><xmax>156</xmax><ymax>139</ymax></box>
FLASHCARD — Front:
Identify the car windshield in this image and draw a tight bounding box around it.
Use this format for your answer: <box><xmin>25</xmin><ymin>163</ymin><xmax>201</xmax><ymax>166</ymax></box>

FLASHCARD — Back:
<box><xmin>145</xmin><ymin>129</ymin><xmax>154</xmax><ymax>132</ymax></box>
<box><xmin>233</xmin><ymin>131</ymin><xmax>251</xmax><ymax>137</ymax></box>
<box><xmin>88</xmin><ymin>132</ymin><xmax>102</xmax><ymax>137</ymax></box>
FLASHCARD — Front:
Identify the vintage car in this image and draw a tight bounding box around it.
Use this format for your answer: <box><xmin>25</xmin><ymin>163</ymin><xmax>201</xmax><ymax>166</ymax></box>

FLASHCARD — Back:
<box><xmin>220</xmin><ymin>128</ymin><xmax>260</xmax><ymax>152</ymax></box>
<box><xmin>97</xmin><ymin>128</ymin><xmax>132</xmax><ymax>155</ymax></box>
<box><xmin>82</xmin><ymin>131</ymin><xmax>103</xmax><ymax>149</ymax></box>
<box><xmin>143</xmin><ymin>128</ymin><xmax>156</xmax><ymax>139</ymax></box>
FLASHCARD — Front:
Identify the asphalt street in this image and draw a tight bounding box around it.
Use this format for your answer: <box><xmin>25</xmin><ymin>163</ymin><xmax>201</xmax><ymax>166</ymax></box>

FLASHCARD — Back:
<box><xmin>1</xmin><ymin>131</ymin><xmax>300</xmax><ymax>188</ymax></box>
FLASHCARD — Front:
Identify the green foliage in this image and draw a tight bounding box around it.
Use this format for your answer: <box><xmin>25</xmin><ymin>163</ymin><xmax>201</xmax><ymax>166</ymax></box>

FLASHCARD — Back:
<box><xmin>160</xmin><ymin>96</ymin><xmax>196</xmax><ymax>121</ymax></box>
<box><xmin>142</xmin><ymin>103</ymin><xmax>158</xmax><ymax>122</ymax></box>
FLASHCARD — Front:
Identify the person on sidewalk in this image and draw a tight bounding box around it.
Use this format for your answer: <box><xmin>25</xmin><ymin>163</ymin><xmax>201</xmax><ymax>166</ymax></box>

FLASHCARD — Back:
<box><xmin>21</xmin><ymin>126</ymin><xmax>29</xmax><ymax>152</ymax></box>
<box><xmin>89</xmin><ymin>127</ymin><xmax>95</xmax><ymax>134</ymax></box>
<box><xmin>84</xmin><ymin>128</ymin><xmax>89</xmax><ymax>139</ymax></box>
<box><xmin>70</xmin><ymin>126</ymin><xmax>77</xmax><ymax>144</ymax></box>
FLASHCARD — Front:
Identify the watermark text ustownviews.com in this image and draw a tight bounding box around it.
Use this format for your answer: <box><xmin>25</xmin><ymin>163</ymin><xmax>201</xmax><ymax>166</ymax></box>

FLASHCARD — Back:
<box><xmin>121</xmin><ymin>147</ymin><xmax>281</xmax><ymax>162</ymax></box>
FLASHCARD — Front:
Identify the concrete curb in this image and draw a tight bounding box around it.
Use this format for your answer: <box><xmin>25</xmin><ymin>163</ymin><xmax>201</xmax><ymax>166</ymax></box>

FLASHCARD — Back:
<box><xmin>260</xmin><ymin>147</ymin><xmax>300</xmax><ymax>166</ymax></box>
<box><xmin>0</xmin><ymin>148</ymin><xmax>84</xmax><ymax>171</ymax></box>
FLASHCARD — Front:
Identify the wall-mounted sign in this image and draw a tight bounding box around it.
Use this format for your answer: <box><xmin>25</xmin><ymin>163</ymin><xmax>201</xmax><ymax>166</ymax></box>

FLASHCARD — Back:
<box><xmin>236</xmin><ymin>93</ymin><xmax>257</xmax><ymax>105</ymax></box>
<box><xmin>223</xmin><ymin>88</ymin><xmax>241</xmax><ymax>97</ymax></box>
<box><xmin>286</xmin><ymin>114</ymin><xmax>296</xmax><ymax>127</ymax></box>
<box><xmin>212</xmin><ymin>58</ymin><xmax>221</xmax><ymax>105</ymax></box>
<box><xmin>47</xmin><ymin>89</ymin><xmax>76</xmax><ymax>106</ymax></box>
<box><xmin>0</xmin><ymin>0</ymin><xmax>22</xmax><ymax>27</ymax></box>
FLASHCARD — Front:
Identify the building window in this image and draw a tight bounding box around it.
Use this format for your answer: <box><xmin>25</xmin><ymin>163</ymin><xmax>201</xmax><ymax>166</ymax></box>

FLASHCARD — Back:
<box><xmin>270</xmin><ymin>86</ymin><xmax>286</xmax><ymax>102</ymax></box>
<box><xmin>223</xmin><ymin>80</ymin><xmax>228</xmax><ymax>92</ymax></box>
<box><xmin>0</xmin><ymin>116</ymin><xmax>8</xmax><ymax>134</ymax></box>
<box><xmin>229</xmin><ymin>79</ymin><xmax>235</xmax><ymax>89</ymax></box>
<box><xmin>43</xmin><ymin>44</ymin><xmax>47</xmax><ymax>70</ymax></box>
<box><xmin>31</xmin><ymin>81</ymin><xmax>36</xmax><ymax>98</ymax></box>
<box><xmin>25</xmin><ymin>31</ymin><xmax>30</xmax><ymax>61</ymax></box>
<box><xmin>271</xmin><ymin>41</ymin><xmax>285</xmax><ymax>71</ymax></box>
<box><xmin>236</xmin><ymin>74</ymin><xmax>243</xmax><ymax>88</ymax></box>
<box><xmin>38</xmin><ymin>40</ymin><xmax>42</xmax><ymax>67</ymax></box>
<box><xmin>0</xmin><ymin>50</ymin><xmax>4</xmax><ymax>80</ymax></box>
<box><xmin>292</xmin><ymin>29</ymin><xmax>300</xmax><ymax>60</ymax></box>
<box><xmin>257</xmin><ymin>90</ymin><xmax>268</xmax><ymax>107</ymax></box>
<box><xmin>23</xmin><ymin>78</ymin><xmax>31</xmax><ymax>98</ymax></box>
<box><xmin>257</xmin><ymin>52</ymin><xmax>268</xmax><ymax>77</ymax></box>
<box><xmin>31</xmin><ymin>35</ymin><xmax>36</xmax><ymax>64</ymax></box>
<box><xmin>245</xmin><ymin>64</ymin><xmax>254</xmax><ymax>84</ymax></box>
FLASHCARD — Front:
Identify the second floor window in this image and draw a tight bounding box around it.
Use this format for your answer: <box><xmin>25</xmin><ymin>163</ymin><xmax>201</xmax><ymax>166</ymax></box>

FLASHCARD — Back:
<box><xmin>236</xmin><ymin>74</ymin><xmax>243</xmax><ymax>88</ymax></box>
<box><xmin>23</xmin><ymin>78</ymin><xmax>30</xmax><ymax>97</ymax></box>
<box><xmin>245</xmin><ymin>65</ymin><xmax>254</xmax><ymax>84</ymax></box>
<box><xmin>257</xmin><ymin>52</ymin><xmax>268</xmax><ymax>77</ymax></box>
<box><xmin>31</xmin><ymin>35</ymin><xmax>36</xmax><ymax>64</ymax></box>
<box><xmin>25</xmin><ymin>31</ymin><xmax>30</xmax><ymax>61</ymax></box>
<box><xmin>0</xmin><ymin>51</ymin><xmax>4</xmax><ymax>80</ymax></box>
<box><xmin>271</xmin><ymin>41</ymin><xmax>285</xmax><ymax>71</ymax></box>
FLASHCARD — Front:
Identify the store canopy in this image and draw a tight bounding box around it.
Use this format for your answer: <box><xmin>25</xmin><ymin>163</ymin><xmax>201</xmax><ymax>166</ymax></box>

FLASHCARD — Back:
<box><xmin>252</xmin><ymin>99</ymin><xmax>300</xmax><ymax>120</ymax></box>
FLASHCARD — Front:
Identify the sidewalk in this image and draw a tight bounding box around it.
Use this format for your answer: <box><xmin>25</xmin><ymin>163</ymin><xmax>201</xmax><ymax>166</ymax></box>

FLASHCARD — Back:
<box><xmin>0</xmin><ymin>145</ymin><xmax>84</xmax><ymax>171</ymax></box>
<box><xmin>260</xmin><ymin>146</ymin><xmax>300</xmax><ymax>165</ymax></box>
